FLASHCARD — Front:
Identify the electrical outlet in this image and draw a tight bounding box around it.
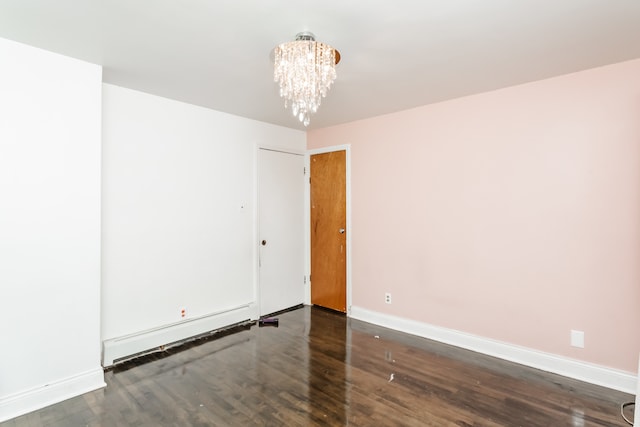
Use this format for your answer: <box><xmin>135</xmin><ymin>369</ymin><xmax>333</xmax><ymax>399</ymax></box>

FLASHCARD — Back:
<box><xmin>570</xmin><ymin>330</ymin><xmax>584</xmax><ymax>348</ymax></box>
<box><xmin>180</xmin><ymin>307</ymin><xmax>186</xmax><ymax>318</ymax></box>
<box><xmin>385</xmin><ymin>293</ymin><xmax>392</xmax><ymax>304</ymax></box>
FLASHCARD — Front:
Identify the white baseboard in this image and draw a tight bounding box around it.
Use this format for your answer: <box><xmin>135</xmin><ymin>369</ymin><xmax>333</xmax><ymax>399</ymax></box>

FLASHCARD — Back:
<box><xmin>350</xmin><ymin>306</ymin><xmax>637</xmax><ymax>394</ymax></box>
<box><xmin>102</xmin><ymin>303</ymin><xmax>256</xmax><ymax>366</ymax></box>
<box><xmin>0</xmin><ymin>368</ymin><xmax>105</xmax><ymax>423</ymax></box>
<box><xmin>635</xmin><ymin>355</ymin><xmax>639</xmax><ymax>422</ymax></box>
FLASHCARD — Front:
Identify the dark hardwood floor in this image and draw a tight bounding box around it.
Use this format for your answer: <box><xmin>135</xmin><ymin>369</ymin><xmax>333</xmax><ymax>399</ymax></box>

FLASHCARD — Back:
<box><xmin>3</xmin><ymin>306</ymin><xmax>634</xmax><ymax>426</ymax></box>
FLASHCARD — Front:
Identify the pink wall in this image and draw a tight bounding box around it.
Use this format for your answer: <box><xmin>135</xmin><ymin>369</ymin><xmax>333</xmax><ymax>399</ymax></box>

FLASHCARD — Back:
<box><xmin>308</xmin><ymin>59</ymin><xmax>640</xmax><ymax>372</ymax></box>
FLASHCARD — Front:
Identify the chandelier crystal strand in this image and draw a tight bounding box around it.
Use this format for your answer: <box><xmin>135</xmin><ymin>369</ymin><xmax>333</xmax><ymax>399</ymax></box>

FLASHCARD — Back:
<box><xmin>274</xmin><ymin>33</ymin><xmax>338</xmax><ymax>126</ymax></box>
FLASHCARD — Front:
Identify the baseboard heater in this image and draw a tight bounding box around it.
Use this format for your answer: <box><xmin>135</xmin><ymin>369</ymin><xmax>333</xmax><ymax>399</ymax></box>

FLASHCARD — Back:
<box><xmin>102</xmin><ymin>303</ymin><xmax>255</xmax><ymax>367</ymax></box>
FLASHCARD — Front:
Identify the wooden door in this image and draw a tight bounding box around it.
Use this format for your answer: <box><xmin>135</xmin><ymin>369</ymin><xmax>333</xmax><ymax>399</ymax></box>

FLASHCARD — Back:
<box><xmin>310</xmin><ymin>150</ymin><xmax>346</xmax><ymax>312</ymax></box>
<box><xmin>259</xmin><ymin>149</ymin><xmax>305</xmax><ymax>316</ymax></box>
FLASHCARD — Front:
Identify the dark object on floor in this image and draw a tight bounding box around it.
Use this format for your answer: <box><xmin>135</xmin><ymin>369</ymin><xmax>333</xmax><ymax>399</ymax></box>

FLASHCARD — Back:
<box><xmin>258</xmin><ymin>317</ymin><xmax>279</xmax><ymax>327</ymax></box>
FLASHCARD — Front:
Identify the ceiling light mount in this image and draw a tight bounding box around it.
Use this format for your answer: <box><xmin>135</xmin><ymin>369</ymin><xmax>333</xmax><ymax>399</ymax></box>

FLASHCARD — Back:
<box><xmin>273</xmin><ymin>32</ymin><xmax>340</xmax><ymax>126</ymax></box>
<box><xmin>295</xmin><ymin>31</ymin><xmax>315</xmax><ymax>42</ymax></box>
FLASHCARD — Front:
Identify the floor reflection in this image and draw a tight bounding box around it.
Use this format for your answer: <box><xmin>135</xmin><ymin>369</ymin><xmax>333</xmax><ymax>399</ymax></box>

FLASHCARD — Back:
<box><xmin>308</xmin><ymin>307</ymin><xmax>348</xmax><ymax>424</ymax></box>
<box><xmin>4</xmin><ymin>305</ymin><xmax>633</xmax><ymax>426</ymax></box>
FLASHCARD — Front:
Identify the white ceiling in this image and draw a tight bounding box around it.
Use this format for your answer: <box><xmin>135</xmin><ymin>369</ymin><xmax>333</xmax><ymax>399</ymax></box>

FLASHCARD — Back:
<box><xmin>1</xmin><ymin>1</ymin><xmax>639</xmax><ymax>130</ymax></box>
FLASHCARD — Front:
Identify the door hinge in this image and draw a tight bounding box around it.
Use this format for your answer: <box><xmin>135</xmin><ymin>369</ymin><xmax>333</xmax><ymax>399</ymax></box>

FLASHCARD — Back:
<box><xmin>304</xmin><ymin>276</ymin><xmax>306</xmax><ymax>284</ymax></box>
<box><xmin>304</xmin><ymin>166</ymin><xmax>306</xmax><ymax>175</ymax></box>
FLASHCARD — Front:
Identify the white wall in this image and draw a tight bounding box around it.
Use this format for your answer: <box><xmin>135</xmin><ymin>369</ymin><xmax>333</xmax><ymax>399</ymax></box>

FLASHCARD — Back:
<box><xmin>0</xmin><ymin>38</ymin><xmax>104</xmax><ymax>422</ymax></box>
<box><xmin>101</xmin><ymin>84</ymin><xmax>305</xmax><ymax>359</ymax></box>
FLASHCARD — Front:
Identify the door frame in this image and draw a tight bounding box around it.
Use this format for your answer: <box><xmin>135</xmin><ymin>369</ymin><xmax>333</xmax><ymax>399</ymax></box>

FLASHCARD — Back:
<box><xmin>255</xmin><ymin>144</ymin><xmax>307</xmax><ymax>320</ymax></box>
<box><xmin>306</xmin><ymin>144</ymin><xmax>352</xmax><ymax>315</ymax></box>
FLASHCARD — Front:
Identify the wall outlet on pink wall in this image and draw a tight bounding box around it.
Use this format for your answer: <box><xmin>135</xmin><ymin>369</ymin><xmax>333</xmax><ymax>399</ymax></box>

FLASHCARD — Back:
<box><xmin>570</xmin><ymin>330</ymin><xmax>584</xmax><ymax>348</ymax></box>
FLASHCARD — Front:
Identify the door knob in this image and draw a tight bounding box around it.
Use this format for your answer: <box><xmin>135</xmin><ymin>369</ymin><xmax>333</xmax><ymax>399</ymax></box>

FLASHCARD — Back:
<box><xmin>261</xmin><ymin>240</ymin><xmax>267</xmax><ymax>246</ymax></box>
<box><xmin>339</xmin><ymin>228</ymin><xmax>345</xmax><ymax>234</ymax></box>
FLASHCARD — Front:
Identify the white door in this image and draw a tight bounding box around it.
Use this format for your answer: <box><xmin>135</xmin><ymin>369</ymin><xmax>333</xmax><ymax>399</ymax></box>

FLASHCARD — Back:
<box><xmin>258</xmin><ymin>148</ymin><xmax>305</xmax><ymax>316</ymax></box>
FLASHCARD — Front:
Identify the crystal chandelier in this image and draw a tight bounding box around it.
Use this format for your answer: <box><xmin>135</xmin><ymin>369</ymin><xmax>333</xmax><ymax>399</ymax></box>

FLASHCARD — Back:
<box><xmin>273</xmin><ymin>32</ymin><xmax>340</xmax><ymax>126</ymax></box>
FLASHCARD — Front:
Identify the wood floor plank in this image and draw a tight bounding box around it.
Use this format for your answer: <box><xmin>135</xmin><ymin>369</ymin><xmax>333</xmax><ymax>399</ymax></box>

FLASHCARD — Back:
<box><xmin>2</xmin><ymin>306</ymin><xmax>633</xmax><ymax>426</ymax></box>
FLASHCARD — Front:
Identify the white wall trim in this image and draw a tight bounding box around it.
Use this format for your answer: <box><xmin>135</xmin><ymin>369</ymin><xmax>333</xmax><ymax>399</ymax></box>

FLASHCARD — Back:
<box><xmin>103</xmin><ymin>303</ymin><xmax>255</xmax><ymax>366</ymax></box>
<box><xmin>635</xmin><ymin>355</ymin><xmax>639</xmax><ymax>422</ymax></box>
<box><xmin>258</xmin><ymin>144</ymin><xmax>307</xmax><ymax>156</ymax></box>
<box><xmin>350</xmin><ymin>306</ymin><xmax>637</xmax><ymax>394</ymax></box>
<box><xmin>306</xmin><ymin>145</ymin><xmax>352</xmax><ymax>313</ymax></box>
<box><xmin>307</xmin><ymin>144</ymin><xmax>352</xmax><ymax>156</ymax></box>
<box><xmin>253</xmin><ymin>143</ymin><xmax>260</xmax><ymax>313</ymax></box>
<box><xmin>0</xmin><ymin>368</ymin><xmax>105</xmax><ymax>423</ymax></box>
